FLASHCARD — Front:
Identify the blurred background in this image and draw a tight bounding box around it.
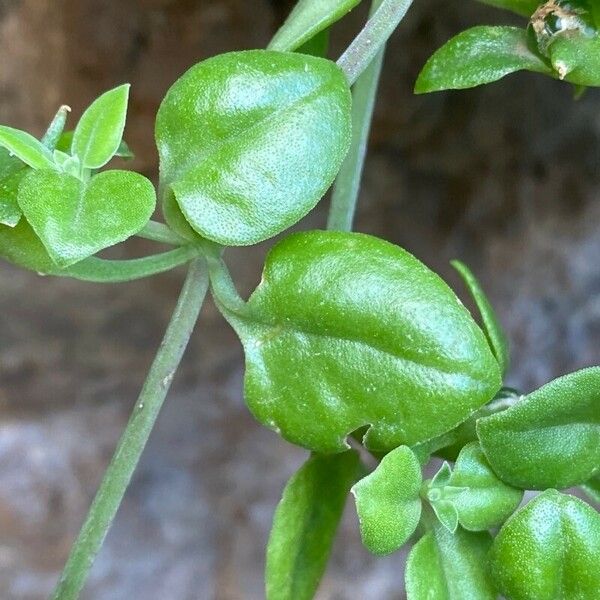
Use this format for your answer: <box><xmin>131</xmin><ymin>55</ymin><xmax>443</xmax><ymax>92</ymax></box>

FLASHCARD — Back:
<box><xmin>0</xmin><ymin>0</ymin><xmax>598</xmax><ymax>598</ymax></box>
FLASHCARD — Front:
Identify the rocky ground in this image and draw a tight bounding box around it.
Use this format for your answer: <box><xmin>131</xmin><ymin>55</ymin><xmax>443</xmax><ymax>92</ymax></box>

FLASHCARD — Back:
<box><xmin>0</xmin><ymin>0</ymin><xmax>598</xmax><ymax>598</ymax></box>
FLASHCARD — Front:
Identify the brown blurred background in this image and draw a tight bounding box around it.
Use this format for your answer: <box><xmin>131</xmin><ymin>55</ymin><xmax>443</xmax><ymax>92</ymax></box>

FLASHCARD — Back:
<box><xmin>0</xmin><ymin>0</ymin><xmax>598</xmax><ymax>598</ymax></box>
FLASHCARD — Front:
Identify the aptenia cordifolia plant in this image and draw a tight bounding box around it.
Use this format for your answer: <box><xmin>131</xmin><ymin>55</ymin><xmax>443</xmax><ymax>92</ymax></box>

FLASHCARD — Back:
<box><xmin>0</xmin><ymin>0</ymin><xmax>598</xmax><ymax>598</ymax></box>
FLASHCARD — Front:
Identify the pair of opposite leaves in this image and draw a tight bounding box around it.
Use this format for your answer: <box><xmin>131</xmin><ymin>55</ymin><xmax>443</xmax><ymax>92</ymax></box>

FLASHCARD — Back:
<box><xmin>266</xmin><ymin>446</ymin><xmax>600</xmax><ymax>600</ymax></box>
<box><xmin>416</xmin><ymin>0</ymin><xmax>600</xmax><ymax>93</ymax></box>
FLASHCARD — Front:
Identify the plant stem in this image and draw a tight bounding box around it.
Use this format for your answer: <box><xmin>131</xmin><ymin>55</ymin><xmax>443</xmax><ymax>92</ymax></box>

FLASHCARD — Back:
<box><xmin>51</xmin><ymin>258</ymin><xmax>209</xmax><ymax>600</ymax></box>
<box><xmin>137</xmin><ymin>220</ymin><xmax>188</xmax><ymax>246</ymax></box>
<box><xmin>337</xmin><ymin>0</ymin><xmax>414</xmax><ymax>85</ymax></box>
<box><xmin>328</xmin><ymin>0</ymin><xmax>386</xmax><ymax>232</ymax></box>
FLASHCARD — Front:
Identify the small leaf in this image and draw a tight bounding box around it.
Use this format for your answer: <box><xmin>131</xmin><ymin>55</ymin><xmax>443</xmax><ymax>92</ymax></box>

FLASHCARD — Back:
<box><xmin>452</xmin><ymin>260</ymin><xmax>509</xmax><ymax>375</ymax></box>
<box><xmin>430</xmin><ymin>499</ymin><xmax>460</xmax><ymax>533</ymax></box>
<box><xmin>405</xmin><ymin>517</ymin><xmax>496</xmax><ymax>599</ymax></box>
<box><xmin>449</xmin><ymin>442</ymin><xmax>523</xmax><ymax>531</ymax></box>
<box><xmin>0</xmin><ymin>148</ymin><xmax>27</xmax><ymax>226</ymax></box>
<box><xmin>268</xmin><ymin>0</ymin><xmax>361</xmax><ymax>52</ymax></box>
<box><xmin>548</xmin><ymin>34</ymin><xmax>600</xmax><ymax>86</ymax></box>
<box><xmin>476</xmin><ymin>0</ymin><xmax>540</xmax><ymax>17</ymax></box>
<box><xmin>58</xmin><ymin>130</ymin><xmax>134</xmax><ymax>160</ymax></box>
<box><xmin>477</xmin><ymin>367</ymin><xmax>600</xmax><ymax>489</ymax></box>
<box><xmin>220</xmin><ymin>231</ymin><xmax>501</xmax><ymax>453</ymax></box>
<box><xmin>0</xmin><ymin>126</ymin><xmax>56</xmax><ymax>170</ymax></box>
<box><xmin>17</xmin><ymin>169</ymin><xmax>155</xmax><ymax>266</ymax></box>
<box><xmin>581</xmin><ymin>473</ymin><xmax>600</xmax><ymax>504</ymax></box>
<box><xmin>415</xmin><ymin>26</ymin><xmax>552</xmax><ymax>93</ymax></box>
<box><xmin>265</xmin><ymin>451</ymin><xmax>359</xmax><ymax>600</ymax></box>
<box><xmin>490</xmin><ymin>490</ymin><xmax>600</xmax><ymax>600</ymax></box>
<box><xmin>156</xmin><ymin>50</ymin><xmax>352</xmax><ymax>246</ymax></box>
<box><xmin>72</xmin><ymin>84</ymin><xmax>130</xmax><ymax>169</ymax></box>
<box><xmin>352</xmin><ymin>446</ymin><xmax>422</xmax><ymax>555</ymax></box>
<box><xmin>0</xmin><ymin>219</ymin><xmax>59</xmax><ymax>273</ymax></box>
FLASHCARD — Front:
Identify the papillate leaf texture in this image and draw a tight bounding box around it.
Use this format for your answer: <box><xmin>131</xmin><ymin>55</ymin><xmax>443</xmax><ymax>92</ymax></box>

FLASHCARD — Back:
<box><xmin>0</xmin><ymin>126</ymin><xmax>56</xmax><ymax>170</ymax></box>
<box><xmin>72</xmin><ymin>84</ymin><xmax>130</xmax><ymax>169</ymax></box>
<box><xmin>156</xmin><ymin>50</ymin><xmax>351</xmax><ymax>246</ymax></box>
<box><xmin>452</xmin><ymin>260</ymin><xmax>509</xmax><ymax>375</ymax></box>
<box><xmin>17</xmin><ymin>169</ymin><xmax>155</xmax><ymax>266</ymax></box>
<box><xmin>490</xmin><ymin>490</ymin><xmax>600</xmax><ymax>600</ymax></box>
<box><xmin>268</xmin><ymin>0</ymin><xmax>362</xmax><ymax>52</ymax></box>
<box><xmin>221</xmin><ymin>231</ymin><xmax>502</xmax><ymax>453</ymax></box>
<box><xmin>415</xmin><ymin>26</ymin><xmax>552</xmax><ymax>93</ymax></box>
<box><xmin>265</xmin><ymin>451</ymin><xmax>359</xmax><ymax>600</ymax></box>
<box><xmin>405</xmin><ymin>516</ymin><xmax>495</xmax><ymax>599</ymax></box>
<box><xmin>449</xmin><ymin>442</ymin><xmax>523</xmax><ymax>531</ymax></box>
<box><xmin>352</xmin><ymin>446</ymin><xmax>422</xmax><ymax>555</ymax></box>
<box><xmin>478</xmin><ymin>367</ymin><xmax>600</xmax><ymax>489</ymax></box>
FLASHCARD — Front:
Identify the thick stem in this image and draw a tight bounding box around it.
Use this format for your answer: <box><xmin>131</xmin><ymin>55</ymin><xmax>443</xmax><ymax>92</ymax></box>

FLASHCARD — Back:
<box><xmin>328</xmin><ymin>0</ymin><xmax>386</xmax><ymax>232</ymax></box>
<box><xmin>51</xmin><ymin>259</ymin><xmax>209</xmax><ymax>600</ymax></box>
<box><xmin>337</xmin><ymin>0</ymin><xmax>414</xmax><ymax>85</ymax></box>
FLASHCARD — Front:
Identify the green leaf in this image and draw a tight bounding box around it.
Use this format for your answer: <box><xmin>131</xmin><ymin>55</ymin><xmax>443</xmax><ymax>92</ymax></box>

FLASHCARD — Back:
<box><xmin>351</xmin><ymin>446</ymin><xmax>422</xmax><ymax>555</ymax></box>
<box><xmin>452</xmin><ymin>260</ymin><xmax>509</xmax><ymax>375</ymax></box>
<box><xmin>57</xmin><ymin>130</ymin><xmax>133</xmax><ymax>160</ymax></box>
<box><xmin>415</xmin><ymin>26</ymin><xmax>552</xmax><ymax>93</ymax></box>
<box><xmin>548</xmin><ymin>34</ymin><xmax>600</xmax><ymax>86</ymax></box>
<box><xmin>490</xmin><ymin>490</ymin><xmax>600</xmax><ymax>600</ymax></box>
<box><xmin>72</xmin><ymin>84</ymin><xmax>130</xmax><ymax>169</ymax></box>
<box><xmin>220</xmin><ymin>230</ymin><xmax>501</xmax><ymax>453</ymax></box>
<box><xmin>0</xmin><ymin>126</ymin><xmax>56</xmax><ymax>170</ymax></box>
<box><xmin>449</xmin><ymin>442</ymin><xmax>523</xmax><ymax>531</ymax></box>
<box><xmin>17</xmin><ymin>169</ymin><xmax>155</xmax><ymax>266</ymax></box>
<box><xmin>0</xmin><ymin>148</ymin><xmax>27</xmax><ymax>226</ymax></box>
<box><xmin>405</xmin><ymin>518</ymin><xmax>496</xmax><ymax>599</ymax></box>
<box><xmin>265</xmin><ymin>451</ymin><xmax>359</xmax><ymax>600</ymax></box>
<box><xmin>475</xmin><ymin>0</ymin><xmax>540</xmax><ymax>18</ymax></box>
<box><xmin>581</xmin><ymin>473</ymin><xmax>600</xmax><ymax>504</ymax></box>
<box><xmin>156</xmin><ymin>50</ymin><xmax>352</xmax><ymax>246</ymax></box>
<box><xmin>478</xmin><ymin>367</ymin><xmax>600</xmax><ymax>489</ymax></box>
<box><xmin>268</xmin><ymin>0</ymin><xmax>361</xmax><ymax>52</ymax></box>
<box><xmin>296</xmin><ymin>28</ymin><xmax>330</xmax><ymax>58</ymax></box>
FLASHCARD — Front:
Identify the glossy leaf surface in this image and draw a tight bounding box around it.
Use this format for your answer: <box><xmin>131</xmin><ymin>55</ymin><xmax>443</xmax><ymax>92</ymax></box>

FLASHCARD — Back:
<box><xmin>0</xmin><ymin>126</ymin><xmax>56</xmax><ymax>170</ymax></box>
<box><xmin>478</xmin><ymin>367</ymin><xmax>600</xmax><ymax>489</ymax></box>
<box><xmin>17</xmin><ymin>169</ymin><xmax>155</xmax><ymax>266</ymax></box>
<box><xmin>449</xmin><ymin>442</ymin><xmax>522</xmax><ymax>531</ymax></box>
<box><xmin>223</xmin><ymin>231</ymin><xmax>501</xmax><ymax>453</ymax></box>
<box><xmin>268</xmin><ymin>0</ymin><xmax>361</xmax><ymax>52</ymax></box>
<box><xmin>156</xmin><ymin>50</ymin><xmax>352</xmax><ymax>246</ymax></box>
<box><xmin>415</xmin><ymin>27</ymin><xmax>552</xmax><ymax>93</ymax></box>
<box><xmin>476</xmin><ymin>0</ymin><xmax>540</xmax><ymax>17</ymax></box>
<box><xmin>266</xmin><ymin>451</ymin><xmax>359</xmax><ymax>600</ymax></box>
<box><xmin>547</xmin><ymin>35</ymin><xmax>600</xmax><ymax>86</ymax></box>
<box><xmin>452</xmin><ymin>260</ymin><xmax>509</xmax><ymax>374</ymax></box>
<box><xmin>72</xmin><ymin>84</ymin><xmax>130</xmax><ymax>169</ymax></box>
<box><xmin>0</xmin><ymin>148</ymin><xmax>26</xmax><ymax>226</ymax></box>
<box><xmin>352</xmin><ymin>445</ymin><xmax>421</xmax><ymax>555</ymax></box>
<box><xmin>405</xmin><ymin>518</ymin><xmax>495</xmax><ymax>599</ymax></box>
<box><xmin>490</xmin><ymin>490</ymin><xmax>600</xmax><ymax>600</ymax></box>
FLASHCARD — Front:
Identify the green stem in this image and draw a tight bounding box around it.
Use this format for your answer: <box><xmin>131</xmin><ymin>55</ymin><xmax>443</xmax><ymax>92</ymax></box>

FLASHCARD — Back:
<box><xmin>51</xmin><ymin>259</ymin><xmax>209</xmax><ymax>600</ymax></box>
<box><xmin>205</xmin><ymin>253</ymin><xmax>248</xmax><ymax>316</ymax></box>
<box><xmin>337</xmin><ymin>0</ymin><xmax>414</xmax><ymax>85</ymax></box>
<box><xmin>60</xmin><ymin>245</ymin><xmax>199</xmax><ymax>283</ymax></box>
<box><xmin>328</xmin><ymin>0</ymin><xmax>387</xmax><ymax>231</ymax></box>
<box><xmin>136</xmin><ymin>220</ymin><xmax>188</xmax><ymax>246</ymax></box>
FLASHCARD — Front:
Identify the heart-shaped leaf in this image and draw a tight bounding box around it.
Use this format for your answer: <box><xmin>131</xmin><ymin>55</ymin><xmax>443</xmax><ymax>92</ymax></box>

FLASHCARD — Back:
<box><xmin>268</xmin><ymin>0</ymin><xmax>362</xmax><ymax>52</ymax></box>
<box><xmin>156</xmin><ymin>50</ymin><xmax>352</xmax><ymax>246</ymax></box>
<box><xmin>449</xmin><ymin>442</ymin><xmax>523</xmax><ymax>531</ymax></box>
<box><xmin>477</xmin><ymin>367</ymin><xmax>600</xmax><ymax>489</ymax></box>
<box><xmin>219</xmin><ymin>231</ymin><xmax>501</xmax><ymax>453</ymax></box>
<box><xmin>490</xmin><ymin>490</ymin><xmax>600</xmax><ymax>600</ymax></box>
<box><xmin>452</xmin><ymin>260</ymin><xmax>509</xmax><ymax>375</ymax></box>
<box><xmin>265</xmin><ymin>451</ymin><xmax>359</xmax><ymax>600</ymax></box>
<box><xmin>352</xmin><ymin>445</ymin><xmax>422</xmax><ymax>555</ymax></box>
<box><xmin>415</xmin><ymin>27</ymin><xmax>552</xmax><ymax>93</ymax></box>
<box><xmin>17</xmin><ymin>169</ymin><xmax>155</xmax><ymax>266</ymax></box>
<box><xmin>476</xmin><ymin>0</ymin><xmax>540</xmax><ymax>17</ymax></box>
<box><xmin>405</xmin><ymin>516</ymin><xmax>496</xmax><ymax>599</ymax></box>
<box><xmin>72</xmin><ymin>84</ymin><xmax>130</xmax><ymax>169</ymax></box>
<box><xmin>0</xmin><ymin>126</ymin><xmax>56</xmax><ymax>170</ymax></box>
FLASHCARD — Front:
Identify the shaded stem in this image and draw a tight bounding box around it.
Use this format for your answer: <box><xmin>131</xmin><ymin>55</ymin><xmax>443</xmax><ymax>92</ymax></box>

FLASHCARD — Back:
<box><xmin>136</xmin><ymin>220</ymin><xmax>188</xmax><ymax>246</ymax></box>
<box><xmin>60</xmin><ymin>245</ymin><xmax>199</xmax><ymax>283</ymax></box>
<box><xmin>328</xmin><ymin>0</ymin><xmax>386</xmax><ymax>231</ymax></box>
<box><xmin>337</xmin><ymin>0</ymin><xmax>414</xmax><ymax>85</ymax></box>
<box><xmin>51</xmin><ymin>259</ymin><xmax>209</xmax><ymax>600</ymax></box>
